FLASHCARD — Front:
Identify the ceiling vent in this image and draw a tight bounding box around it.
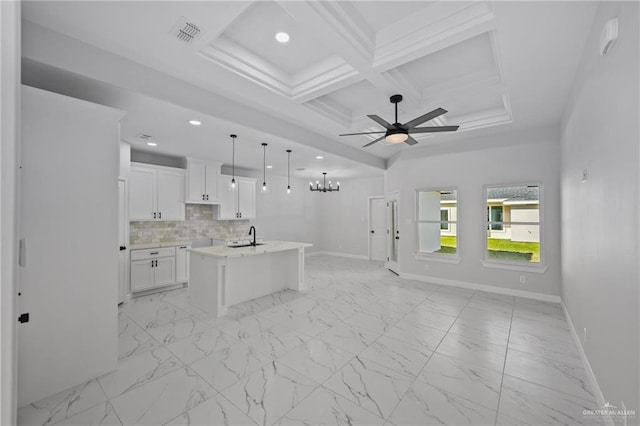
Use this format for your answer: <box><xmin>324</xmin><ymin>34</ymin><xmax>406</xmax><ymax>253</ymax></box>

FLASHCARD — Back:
<box><xmin>137</xmin><ymin>133</ymin><xmax>152</xmax><ymax>140</ymax></box>
<box><xmin>170</xmin><ymin>16</ymin><xmax>202</xmax><ymax>44</ymax></box>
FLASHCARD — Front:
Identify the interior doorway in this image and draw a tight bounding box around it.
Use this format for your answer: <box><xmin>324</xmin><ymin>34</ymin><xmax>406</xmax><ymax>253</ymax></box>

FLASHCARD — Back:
<box><xmin>118</xmin><ymin>179</ymin><xmax>128</xmax><ymax>304</ymax></box>
<box><xmin>387</xmin><ymin>192</ymin><xmax>400</xmax><ymax>273</ymax></box>
<box><xmin>368</xmin><ymin>196</ymin><xmax>386</xmax><ymax>261</ymax></box>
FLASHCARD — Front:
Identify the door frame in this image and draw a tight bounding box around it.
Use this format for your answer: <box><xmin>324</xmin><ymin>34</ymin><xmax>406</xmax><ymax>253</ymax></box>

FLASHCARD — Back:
<box><xmin>367</xmin><ymin>196</ymin><xmax>386</xmax><ymax>261</ymax></box>
<box><xmin>386</xmin><ymin>191</ymin><xmax>400</xmax><ymax>273</ymax></box>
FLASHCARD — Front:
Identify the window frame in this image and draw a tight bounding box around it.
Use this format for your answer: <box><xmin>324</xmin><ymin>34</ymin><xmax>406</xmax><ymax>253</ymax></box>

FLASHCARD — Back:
<box><xmin>414</xmin><ymin>187</ymin><xmax>460</xmax><ymax>263</ymax></box>
<box><xmin>482</xmin><ymin>182</ymin><xmax>547</xmax><ymax>273</ymax></box>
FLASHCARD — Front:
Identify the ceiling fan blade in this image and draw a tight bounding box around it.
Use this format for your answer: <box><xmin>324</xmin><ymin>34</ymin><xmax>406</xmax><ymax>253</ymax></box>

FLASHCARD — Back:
<box><xmin>402</xmin><ymin>108</ymin><xmax>448</xmax><ymax>129</ymax></box>
<box><xmin>410</xmin><ymin>125</ymin><xmax>460</xmax><ymax>133</ymax></box>
<box><xmin>339</xmin><ymin>131</ymin><xmax>386</xmax><ymax>136</ymax></box>
<box><xmin>404</xmin><ymin>136</ymin><xmax>418</xmax><ymax>145</ymax></box>
<box><xmin>362</xmin><ymin>135</ymin><xmax>386</xmax><ymax>148</ymax></box>
<box><xmin>367</xmin><ymin>114</ymin><xmax>393</xmax><ymax>129</ymax></box>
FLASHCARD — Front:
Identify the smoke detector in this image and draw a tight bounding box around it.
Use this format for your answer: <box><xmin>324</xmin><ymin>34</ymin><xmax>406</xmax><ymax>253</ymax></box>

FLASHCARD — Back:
<box><xmin>170</xmin><ymin>16</ymin><xmax>203</xmax><ymax>44</ymax></box>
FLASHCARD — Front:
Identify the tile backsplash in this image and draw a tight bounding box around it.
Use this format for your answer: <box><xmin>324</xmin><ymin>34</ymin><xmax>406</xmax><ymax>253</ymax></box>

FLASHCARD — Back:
<box><xmin>130</xmin><ymin>204</ymin><xmax>249</xmax><ymax>245</ymax></box>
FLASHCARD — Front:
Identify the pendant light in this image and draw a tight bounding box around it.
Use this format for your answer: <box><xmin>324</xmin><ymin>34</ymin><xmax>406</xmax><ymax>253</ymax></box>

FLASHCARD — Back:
<box><xmin>286</xmin><ymin>149</ymin><xmax>292</xmax><ymax>194</ymax></box>
<box><xmin>230</xmin><ymin>134</ymin><xmax>237</xmax><ymax>190</ymax></box>
<box><xmin>261</xmin><ymin>142</ymin><xmax>268</xmax><ymax>192</ymax></box>
<box><xmin>309</xmin><ymin>172</ymin><xmax>340</xmax><ymax>192</ymax></box>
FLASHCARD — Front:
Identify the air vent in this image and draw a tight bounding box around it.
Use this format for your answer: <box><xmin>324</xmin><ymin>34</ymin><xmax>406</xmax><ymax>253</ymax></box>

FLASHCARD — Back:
<box><xmin>170</xmin><ymin>16</ymin><xmax>202</xmax><ymax>44</ymax></box>
<box><xmin>296</xmin><ymin>168</ymin><xmax>306</xmax><ymax>171</ymax></box>
<box><xmin>138</xmin><ymin>133</ymin><xmax>152</xmax><ymax>140</ymax></box>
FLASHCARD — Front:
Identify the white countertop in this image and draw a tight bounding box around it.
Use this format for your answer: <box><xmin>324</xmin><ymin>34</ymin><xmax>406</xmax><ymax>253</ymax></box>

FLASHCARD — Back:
<box><xmin>130</xmin><ymin>241</ymin><xmax>191</xmax><ymax>250</ymax></box>
<box><xmin>188</xmin><ymin>240</ymin><xmax>312</xmax><ymax>259</ymax></box>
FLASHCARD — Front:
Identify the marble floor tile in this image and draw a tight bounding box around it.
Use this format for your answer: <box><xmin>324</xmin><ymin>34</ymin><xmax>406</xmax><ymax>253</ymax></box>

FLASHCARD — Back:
<box><xmin>365</xmin><ymin>298</ymin><xmax>419</xmax><ymax>316</ymax></box>
<box><xmin>243</xmin><ymin>324</ymin><xmax>311</xmax><ymax>358</ymax></box>
<box><xmin>316</xmin><ymin>323</ymin><xmax>381</xmax><ymax>354</ymax></box>
<box><xmin>161</xmin><ymin>288</ymin><xmax>190</xmax><ymax>310</ymax></box>
<box><xmin>427</xmin><ymin>291</ymin><xmax>473</xmax><ymax>307</ymax></box>
<box><xmin>383</xmin><ymin>319</ymin><xmax>447</xmax><ymax>353</ymax></box>
<box><xmin>508</xmin><ymin>327</ymin><xmax>580</xmax><ymax>362</ymax></box>
<box><xmin>221</xmin><ymin>361</ymin><xmax>318</xmax><ymax>425</ymax></box>
<box><xmin>99</xmin><ymin>340</ymin><xmax>182</xmax><ymax>399</ymax></box>
<box><xmin>189</xmin><ymin>341</ymin><xmax>273</xmax><ymax>391</ymax></box>
<box><xmin>504</xmin><ymin>348</ymin><xmax>594</xmax><ymax>401</ymax></box>
<box><xmin>418</xmin><ymin>353</ymin><xmax>502</xmax><ymax>411</ymax></box>
<box><xmin>282</xmin><ymin>311</ymin><xmax>336</xmax><ymax>337</ymax></box>
<box><xmin>514</xmin><ymin>298</ymin><xmax>564</xmax><ymax>319</ymax></box>
<box><xmin>435</xmin><ymin>333</ymin><xmax>507</xmax><ymax>373</ymax></box>
<box><xmin>389</xmin><ymin>380</ymin><xmax>496</xmax><ymax>426</ymax></box>
<box><xmin>454</xmin><ymin>308</ymin><xmax>512</xmax><ymax>334</ymax></box>
<box><xmin>218</xmin><ymin>315</ymin><xmax>277</xmax><ymax>341</ymax></box>
<box><xmin>125</xmin><ymin>302</ymin><xmax>191</xmax><ymax>330</ymax></box>
<box><xmin>403</xmin><ymin>309</ymin><xmax>458</xmax><ymax>332</ymax></box>
<box><xmin>343</xmin><ymin>310</ymin><xmax>403</xmax><ymax>334</ymax></box>
<box><xmin>277</xmin><ymin>387</ymin><xmax>385</xmax><ymax>426</ymax></box>
<box><xmin>498</xmin><ymin>374</ymin><xmax>599</xmax><ymax>425</ymax></box>
<box><xmin>324</xmin><ymin>356</ymin><xmax>413</xmax><ymax>420</ymax></box>
<box><xmin>117</xmin><ymin>319</ymin><xmax>153</xmax><ymax>360</ymax></box>
<box><xmin>53</xmin><ymin>402</ymin><xmax>121</xmax><ymax>426</ymax></box>
<box><xmin>165</xmin><ymin>327</ymin><xmax>239</xmax><ymax>365</ymax></box>
<box><xmin>163</xmin><ymin>393</ymin><xmax>257</xmax><ymax>426</ymax></box>
<box><xmin>447</xmin><ymin>322</ymin><xmax>511</xmax><ymax>347</ymax></box>
<box><xmin>414</xmin><ymin>298</ymin><xmax>465</xmax><ymax>317</ymax></box>
<box><xmin>466</xmin><ymin>297</ymin><xmax>514</xmax><ymax>316</ymax></box>
<box><xmin>277</xmin><ymin>339</ymin><xmax>355</xmax><ymax>383</ymax></box>
<box><xmin>18</xmin><ymin>379</ymin><xmax>107</xmax><ymax>426</ymax></box>
<box><xmin>359</xmin><ymin>335</ymin><xmax>431</xmax><ymax>378</ymax></box>
<box><xmin>146</xmin><ymin>317</ymin><xmax>212</xmax><ymax>345</ymax></box>
<box><xmin>109</xmin><ymin>367</ymin><xmax>214</xmax><ymax>426</ymax></box>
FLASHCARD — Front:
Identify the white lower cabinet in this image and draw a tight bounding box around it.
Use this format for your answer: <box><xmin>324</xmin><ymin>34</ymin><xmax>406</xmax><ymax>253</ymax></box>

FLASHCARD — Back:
<box><xmin>175</xmin><ymin>244</ymin><xmax>190</xmax><ymax>283</ymax></box>
<box><xmin>130</xmin><ymin>247</ymin><xmax>177</xmax><ymax>293</ymax></box>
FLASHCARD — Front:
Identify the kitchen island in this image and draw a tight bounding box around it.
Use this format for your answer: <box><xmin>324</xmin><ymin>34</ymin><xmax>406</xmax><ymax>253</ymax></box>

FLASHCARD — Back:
<box><xmin>188</xmin><ymin>240</ymin><xmax>312</xmax><ymax>317</ymax></box>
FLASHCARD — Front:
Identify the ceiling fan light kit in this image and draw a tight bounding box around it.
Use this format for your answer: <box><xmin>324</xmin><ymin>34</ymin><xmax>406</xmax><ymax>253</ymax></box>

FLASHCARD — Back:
<box><xmin>339</xmin><ymin>94</ymin><xmax>460</xmax><ymax>148</ymax></box>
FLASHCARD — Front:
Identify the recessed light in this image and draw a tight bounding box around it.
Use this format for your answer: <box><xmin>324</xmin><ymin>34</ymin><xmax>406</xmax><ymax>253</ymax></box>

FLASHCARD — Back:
<box><xmin>315</xmin><ymin>156</ymin><xmax>324</xmax><ymax>160</ymax></box>
<box><xmin>189</xmin><ymin>120</ymin><xmax>201</xmax><ymax>126</ymax></box>
<box><xmin>275</xmin><ymin>32</ymin><xmax>290</xmax><ymax>43</ymax></box>
<box><xmin>146</xmin><ymin>142</ymin><xmax>157</xmax><ymax>147</ymax></box>
<box><xmin>267</xmin><ymin>165</ymin><xmax>273</xmax><ymax>169</ymax></box>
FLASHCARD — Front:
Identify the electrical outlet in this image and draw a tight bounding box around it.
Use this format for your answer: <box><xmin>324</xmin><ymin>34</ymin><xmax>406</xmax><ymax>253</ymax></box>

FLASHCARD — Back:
<box><xmin>519</xmin><ymin>275</ymin><xmax>526</xmax><ymax>283</ymax></box>
<box><xmin>582</xmin><ymin>168</ymin><xmax>588</xmax><ymax>183</ymax></box>
<box><xmin>424</xmin><ymin>264</ymin><xmax>430</xmax><ymax>271</ymax></box>
<box><xmin>583</xmin><ymin>327</ymin><xmax>587</xmax><ymax>343</ymax></box>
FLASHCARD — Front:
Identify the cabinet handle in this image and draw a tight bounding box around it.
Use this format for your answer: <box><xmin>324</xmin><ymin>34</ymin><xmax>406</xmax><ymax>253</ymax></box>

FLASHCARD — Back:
<box><xmin>206</xmin><ymin>194</ymin><xmax>209</xmax><ymax>200</ymax></box>
<box><xmin>158</xmin><ymin>212</ymin><xmax>161</xmax><ymax>219</ymax></box>
<box><xmin>153</xmin><ymin>212</ymin><xmax>156</xmax><ymax>219</ymax></box>
<box><xmin>179</xmin><ymin>246</ymin><xmax>187</xmax><ymax>249</ymax></box>
<box><xmin>150</xmin><ymin>251</ymin><xmax>159</xmax><ymax>255</ymax></box>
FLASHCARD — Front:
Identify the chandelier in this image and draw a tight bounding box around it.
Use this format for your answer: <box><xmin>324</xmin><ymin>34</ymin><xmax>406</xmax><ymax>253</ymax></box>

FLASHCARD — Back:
<box><xmin>309</xmin><ymin>172</ymin><xmax>340</xmax><ymax>192</ymax></box>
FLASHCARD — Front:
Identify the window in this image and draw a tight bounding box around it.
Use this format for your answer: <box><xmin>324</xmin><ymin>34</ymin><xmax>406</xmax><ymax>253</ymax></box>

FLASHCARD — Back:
<box><xmin>417</xmin><ymin>189</ymin><xmax>457</xmax><ymax>255</ymax></box>
<box><xmin>485</xmin><ymin>184</ymin><xmax>540</xmax><ymax>263</ymax></box>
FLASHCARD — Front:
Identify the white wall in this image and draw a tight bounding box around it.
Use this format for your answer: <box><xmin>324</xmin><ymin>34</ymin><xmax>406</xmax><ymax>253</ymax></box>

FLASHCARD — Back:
<box><xmin>18</xmin><ymin>86</ymin><xmax>124</xmax><ymax>406</ymax></box>
<box><xmin>560</xmin><ymin>1</ymin><xmax>639</xmax><ymax>411</ymax></box>
<box><xmin>317</xmin><ymin>176</ymin><xmax>385</xmax><ymax>258</ymax></box>
<box><xmin>0</xmin><ymin>1</ymin><xmax>20</xmax><ymax>423</ymax></box>
<box><xmin>386</xmin><ymin>125</ymin><xmax>562</xmax><ymax>297</ymax></box>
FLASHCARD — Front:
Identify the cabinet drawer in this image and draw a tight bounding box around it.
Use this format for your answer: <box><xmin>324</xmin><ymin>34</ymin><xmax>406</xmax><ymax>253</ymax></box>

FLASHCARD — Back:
<box><xmin>131</xmin><ymin>246</ymin><xmax>176</xmax><ymax>261</ymax></box>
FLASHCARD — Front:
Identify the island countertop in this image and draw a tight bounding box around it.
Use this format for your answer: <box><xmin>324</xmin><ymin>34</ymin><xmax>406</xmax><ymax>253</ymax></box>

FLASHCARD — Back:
<box><xmin>188</xmin><ymin>240</ymin><xmax>312</xmax><ymax>259</ymax></box>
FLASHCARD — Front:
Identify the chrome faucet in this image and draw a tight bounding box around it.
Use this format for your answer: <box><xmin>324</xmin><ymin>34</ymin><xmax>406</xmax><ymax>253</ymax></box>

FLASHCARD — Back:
<box><xmin>249</xmin><ymin>226</ymin><xmax>256</xmax><ymax>246</ymax></box>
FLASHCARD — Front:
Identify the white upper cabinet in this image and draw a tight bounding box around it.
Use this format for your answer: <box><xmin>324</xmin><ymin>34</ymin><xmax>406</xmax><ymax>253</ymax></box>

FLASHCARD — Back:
<box><xmin>217</xmin><ymin>175</ymin><xmax>256</xmax><ymax>220</ymax></box>
<box><xmin>186</xmin><ymin>158</ymin><xmax>222</xmax><ymax>204</ymax></box>
<box><xmin>129</xmin><ymin>163</ymin><xmax>185</xmax><ymax>221</ymax></box>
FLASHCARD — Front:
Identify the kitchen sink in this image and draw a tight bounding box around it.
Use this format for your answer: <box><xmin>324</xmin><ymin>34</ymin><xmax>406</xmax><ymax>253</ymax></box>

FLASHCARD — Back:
<box><xmin>229</xmin><ymin>243</ymin><xmax>264</xmax><ymax>248</ymax></box>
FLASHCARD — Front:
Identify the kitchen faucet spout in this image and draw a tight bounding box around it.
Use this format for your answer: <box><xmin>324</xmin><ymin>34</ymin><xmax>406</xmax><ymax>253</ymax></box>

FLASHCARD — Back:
<box><xmin>249</xmin><ymin>226</ymin><xmax>256</xmax><ymax>246</ymax></box>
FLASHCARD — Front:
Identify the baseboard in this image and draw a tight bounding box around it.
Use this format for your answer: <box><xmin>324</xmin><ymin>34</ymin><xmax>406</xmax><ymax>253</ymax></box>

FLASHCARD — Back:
<box><xmin>306</xmin><ymin>251</ymin><xmax>370</xmax><ymax>261</ymax></box>
<box><xmin>562</xmin><ymin>301</ymin><xmax>613</xmax><ymax>426</ymax></box>
<box><xmin>399</xmin><ymin>272</ymin><xmax>562</xmax><ymax>303</ymax></box>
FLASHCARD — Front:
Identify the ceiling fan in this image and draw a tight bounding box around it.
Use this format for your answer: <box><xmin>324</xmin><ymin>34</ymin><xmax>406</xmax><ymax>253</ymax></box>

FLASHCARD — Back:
<box><xmin>339</xmin><ymin>94</ymin><xmax>460</xmax><ymax>148</ymax></box>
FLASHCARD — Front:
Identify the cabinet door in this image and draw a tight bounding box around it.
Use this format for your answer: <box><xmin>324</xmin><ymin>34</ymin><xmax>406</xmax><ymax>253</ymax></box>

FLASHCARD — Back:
<box><xmin>186</xmin><ymin>160</ymin><xmax>206</xmax><ymax>203</ymax></box>
<box><xmin>204</xmin><ymin>164</ymin><xmax>219</xmax><ymax>202</ymax></box>
<box><xmin>129</xmin><ymin>166</ymin><xmax>156</xmax><ymax>220</ymax></box>
<box><xmin>175</xmin><ymin>246</ymin><xmax>189</xmax><ymax>283</ymax></box>
<box><xmin>154</xmin><ymin>257</ymin><xmax>176</xmax><ymax>287</ymax></box>
<box><xmin>218</xmin><ymin>177</ymin><xmax>238</xmax><ymax>219</ymax></box>
<box><xmin>156</xmin><ymin>169</ymin><xmax>185</xmax><ymax>221</ymax></box>
<box><xmin>131</xmin><ymin>260</ymin><xmax>154</xmax><ymax>292</ymax></box>
<box><xmin>238</xmin><ymin>178</ymin><xmax>256</xmax><ymax>219</ymax></box>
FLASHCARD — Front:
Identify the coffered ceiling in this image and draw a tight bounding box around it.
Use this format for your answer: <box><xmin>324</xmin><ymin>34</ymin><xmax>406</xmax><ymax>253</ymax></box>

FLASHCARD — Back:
<box><xmin>21</xmin><ymin>1</ymin><xmax>597</xmax><ymax>175</ymax></box>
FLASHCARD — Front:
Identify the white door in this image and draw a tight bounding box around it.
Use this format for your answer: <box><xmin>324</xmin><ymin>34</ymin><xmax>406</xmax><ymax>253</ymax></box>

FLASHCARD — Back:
<box><xmin>369</xmin><ymin>197</ymin><xmax>386</xmax><ymax>261</ymax></box>
<box><xmin>387</xmin><ymin>193</ymin><xmax>400</xmax><ymax>273</ymax></box>
<box><xmin>154</xmin><ymin>257</ymin><xmax>176</xmax><ymax>287</ymax></box>
<box><xmin>156</xmin><ymin>169</ymin><xmax>185</xmax><ymax>221</ymax></box>
<box><xmin>238</xmin><ymin>178</ymin><xmax>256</xmax><ymax>219</ymax></box>
<box><xmin>117</xmin><ymin>180</ymin><xmax>127</xmax><ymax>304</ymax></box>
<box><xmin>186</xmin><ymin>160</ymin><xmax>205</xmax><ymax>203</ymax></box>
<box><xmin>129</xmin><ymin>166</ymin><xmax>155</xmax><ymax>220</ymax></box>
<box><xmin>204</xmin><ymin>164</ymin><xmax>219</xmax><ymax>201</ymax></box>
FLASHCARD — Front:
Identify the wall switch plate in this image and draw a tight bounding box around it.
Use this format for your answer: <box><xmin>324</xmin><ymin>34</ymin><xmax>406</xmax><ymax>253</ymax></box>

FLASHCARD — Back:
<box><xmin>519</xmin><ymin>275</ymin><xmax>526</xmax><ymax>283</ymax></box>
